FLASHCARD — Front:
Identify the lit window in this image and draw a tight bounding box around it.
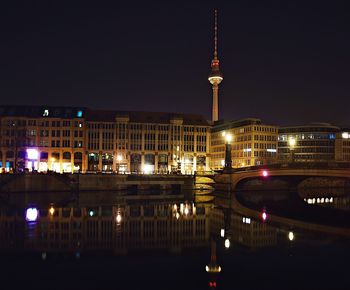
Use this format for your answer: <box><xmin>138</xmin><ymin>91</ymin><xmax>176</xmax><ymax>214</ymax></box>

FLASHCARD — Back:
<box><xmin>77</xmin><ymin>110</ymin><xmax>83</xmax><ymax>118</ymax></box>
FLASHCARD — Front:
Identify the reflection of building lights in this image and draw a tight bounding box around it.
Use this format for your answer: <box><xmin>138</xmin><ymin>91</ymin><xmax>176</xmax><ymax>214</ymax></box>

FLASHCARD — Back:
<box><xmin>192</xmin><ymin>204</ymin><xmax>196</xmax><ymax>215</ymax></box>
<box><xmin>288</xmin><ymin>231</ymin><xmax>294</xmax><ymax>241</ymax></box>
<box><xmin>180</xmin><ymin>203</ymin><xmax>184</xmax><ymax>214</ymax></box>
<box><xmin>220</xmin><ymin>229</ymin><xmax>225</xmax><ymax>238</ymax></box>
<box><xmin>184</xmin><ymin>206</ymin><xmax>189</xmax><ymax>216</ymax></box>
<box><xmin>26</xmin><ymin>207</ymin><xmax>39</xmax><ymax>222</ymax></box>
<box><xmin>224</xmin><ymin>238</ymin><xmax>230</xmax><ymax>249</ymax></box>
<box><xmin>116</xmin><ymin>213</ymin><xmax>122</xmax><ymax>223</ymax></box>
<box><xmin>176</xmin><ymin>212</ymin><xmax>180</xmax><ymax>220</ymax></box>
<box><xmin>49</xmin><ymin>206</ymin><xmax>55</xmax><ymax>216</ymax></box>
<box><xmin>262</xmin><ymin>170</ymin><xmax>269</xmax><ymax>177</ymax></box>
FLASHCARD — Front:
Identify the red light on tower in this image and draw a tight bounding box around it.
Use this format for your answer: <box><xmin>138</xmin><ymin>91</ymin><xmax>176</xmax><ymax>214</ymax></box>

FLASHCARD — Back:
<box><xmin>262</xmin><ymin>170</ymin><xmax>269</xmax><ymax>177</ymax></box>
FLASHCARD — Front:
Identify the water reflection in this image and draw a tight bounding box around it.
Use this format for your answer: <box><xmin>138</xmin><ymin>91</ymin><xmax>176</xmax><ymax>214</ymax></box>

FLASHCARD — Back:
<box><xmin>0</xmin><ymin>201</ymin><xmax>211</xmax><ymax>254</ymax></box>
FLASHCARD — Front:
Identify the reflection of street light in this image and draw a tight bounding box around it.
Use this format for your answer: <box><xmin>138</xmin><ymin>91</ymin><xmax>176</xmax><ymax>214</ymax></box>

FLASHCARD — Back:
<box><xmin>224</xmin><ymin>238</ymin><xmax>230</xmax><ymax>249</ymax></box>
<box><xmin>288</xmin><ymin>137</ymin><xmax>296</xmax><ymax>162</ymax></box>
<box><xmin>223</xmin><ymin>132</ymin><xmax>233</xmax><ymax>173</ymax></box>
<box><xmin>220</xmin><ymin>228</ymin><xmax>225</xmax><ymax>238</ymax></box>
<box><xmin>288</xmin><ymin>231</ymin><xmax>294</xmax><ymax>241</ymax></box>
<box><xmin>49</xmin><ymin>206</ymin><xmax>55</xmax><ymax>216</ymax></box>
<box><xmin>116</xmin><ymin>213</ymin><xmax>122</xmax><ymax>223</ymax></box>
<box><xmin>26</xmin><ymin>207</ymin><xmax>39</xmax><ymax>222</ymax></box>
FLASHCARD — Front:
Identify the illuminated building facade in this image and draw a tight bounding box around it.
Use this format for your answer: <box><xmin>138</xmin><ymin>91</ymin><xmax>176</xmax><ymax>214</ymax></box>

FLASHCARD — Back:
<box><xmin>210</xmin><ymin>118</ymin><xmax>278</xmax><ymax>169</ymax></box>
<box><xmin>278</xmin><ymin>123</ymin><xmax>340</xmax><ymax>162</ymax></box>
<box><xmin>335</xmin><ymin>129</ymin><xmax>350</xmax><ymax>162</ymax></box>
<box><xmin>0</xmin><ymin>106</ymin><xmax>211</xmax><ymax>174</ymax></box>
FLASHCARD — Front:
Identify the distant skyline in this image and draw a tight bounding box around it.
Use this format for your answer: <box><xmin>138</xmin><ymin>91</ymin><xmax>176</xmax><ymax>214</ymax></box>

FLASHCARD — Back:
<box><xmin>0</xmin><ymin>1</ymin><xmax>349</xmax><ymax>126</ymax></box>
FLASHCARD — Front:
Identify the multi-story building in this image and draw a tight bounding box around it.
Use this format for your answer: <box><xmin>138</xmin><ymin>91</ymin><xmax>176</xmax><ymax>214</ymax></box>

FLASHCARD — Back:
<box><xmin>278</xmin><ymin>123</ymin><xmax>340</xmax><ymax>163</ymax></box>
<box><xmin>0</xmin><ymin>106</ymin><xmax>211</xmax><ymax>174</ymax></box>
<box><xmin>210</xmin><ymin>118</ymin><xmax>278</xmax><ymax>169</ymax></box>
<box><xmin>335</xmin><ymin>129</ymin><xmax>350</xmax><ymax>162</ymax></box>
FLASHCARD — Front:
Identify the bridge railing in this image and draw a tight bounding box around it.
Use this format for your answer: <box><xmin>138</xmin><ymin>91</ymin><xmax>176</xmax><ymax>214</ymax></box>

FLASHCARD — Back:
<box><xmin>233</xmin><ymin>162</ymin><xmax>350</xmax><ymax>172</ymax></box>
<box><xmin>194</xmin><ymin>170</ymin><xmax>216</xmax><ymax>176</ymax></box>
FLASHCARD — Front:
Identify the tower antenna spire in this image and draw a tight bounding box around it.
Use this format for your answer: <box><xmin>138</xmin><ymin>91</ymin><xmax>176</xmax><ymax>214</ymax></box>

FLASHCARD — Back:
<box><xmin>214</xmin><ymin>9</ymin><xmax>218</xmax><ymax>60</ymax></box>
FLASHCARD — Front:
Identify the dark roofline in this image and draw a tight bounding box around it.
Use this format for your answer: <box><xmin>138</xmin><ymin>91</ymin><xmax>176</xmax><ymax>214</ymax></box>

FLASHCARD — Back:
<box><xmin>0</xmin><ymin>105</ymin><xmax>210</xmax><ymax>126</ymax></box>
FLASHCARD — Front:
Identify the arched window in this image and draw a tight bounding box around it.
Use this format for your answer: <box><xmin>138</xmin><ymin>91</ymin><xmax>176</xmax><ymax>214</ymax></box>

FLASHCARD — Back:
<box><xmin>74</xmin><ymin>152</ymin><xmax>82</xmax><ymax>160</ymax></box>
<box><xmin>40</xmin><ymin>152</ymin><xmax>48</xmax><ymax>159</ymax></box>
<box><xmin>63</xmin><ymin>152</ymin><xmax>71</xmax><ymax>160</ymax></box>
<box><xmin>52</xmin><ymin>152</ymin><xmax>60</xmax><ymax>160</ymax></box>
<box><xmin>18</xmin><ymin>151</ymin><xmax>26</xmax><ymax>159</ymax></box>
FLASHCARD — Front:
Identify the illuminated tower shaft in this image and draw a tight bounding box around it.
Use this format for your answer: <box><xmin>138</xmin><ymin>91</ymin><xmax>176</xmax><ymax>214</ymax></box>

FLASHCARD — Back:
<box><xmin>212</xmin><ymin>85</ymin><xmax>219</xmax><ymax>122</ymax></box>
<box><xmin>208</xmin><ymin>9</ymin><xmax>223</xmax><ymax>122</ymax></box>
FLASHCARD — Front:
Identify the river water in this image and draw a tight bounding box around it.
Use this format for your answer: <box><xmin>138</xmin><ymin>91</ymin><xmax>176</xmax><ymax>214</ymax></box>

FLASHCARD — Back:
<box><xmin>0</xmin><ymin>189</ymin><xmax>349</xmax><ymax>290</ymax></box>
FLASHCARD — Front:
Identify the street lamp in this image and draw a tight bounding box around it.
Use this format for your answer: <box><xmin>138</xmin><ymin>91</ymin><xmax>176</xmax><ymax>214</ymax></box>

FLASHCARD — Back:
<box><xmin>223</xmin><ymin>132</ymin><xmax>233</xmax><ymax>173</ymax></box>
<box><xmin>288</xmin><ymin>137</ymin><xmax>296</xmax><ymax>163</ymax></box>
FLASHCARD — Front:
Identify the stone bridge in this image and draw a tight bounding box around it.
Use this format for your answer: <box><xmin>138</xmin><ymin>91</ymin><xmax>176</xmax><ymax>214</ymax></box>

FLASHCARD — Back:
<box><xmin>214</xmin><ymin>163</ymin><xmax>350</xmax><ymax>191</ymax></box>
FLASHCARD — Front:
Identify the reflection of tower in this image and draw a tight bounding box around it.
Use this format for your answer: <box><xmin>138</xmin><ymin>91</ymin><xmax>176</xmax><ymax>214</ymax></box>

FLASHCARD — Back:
<box><xmin>208</xmin><ymin>9</ymin><xmax>223</xmax><ymax>123</ymax></box>
<box><xmin>206</xmin><ymin>239</ymin><xmax>221</xmax><ymax>288</ymax></box>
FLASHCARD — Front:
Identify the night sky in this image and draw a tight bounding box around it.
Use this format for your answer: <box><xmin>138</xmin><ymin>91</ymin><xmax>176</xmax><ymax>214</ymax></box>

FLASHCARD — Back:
<box><xmin>0</xmin><ymin>1</ymin><xmax>349</xmax><ymax>126</ymax></box>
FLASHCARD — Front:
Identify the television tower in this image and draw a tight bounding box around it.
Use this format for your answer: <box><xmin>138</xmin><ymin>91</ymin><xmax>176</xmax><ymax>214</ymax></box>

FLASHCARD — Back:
<box><xmin>208</xmin><ymin>9</ymin><xmax>223</xmax><ymax>122</ymax></box>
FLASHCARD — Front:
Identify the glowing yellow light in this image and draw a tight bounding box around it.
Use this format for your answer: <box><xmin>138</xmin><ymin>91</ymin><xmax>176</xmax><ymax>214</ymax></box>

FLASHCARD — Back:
<box><xmin>180</xmin><ymin>203</ymin><xmax>184</xmax><ymax>214</ymax></box>
<box><xmin>288</xmin><ymin>137</ymin><xmax>296</xmax><ymax>147</ymax></box>
<box><xmin>117</xmin><ymin>155</ymin><xmax>123</xmax><ymax>162</ymax></box>
<box><xmin>221</xmin><ymin>131</ymin><xmax>226</xmax><ymax>137</ymax></box>
<box><xmin>225</xmin><ymin>134</ymin><xmax>232</xmax><ymax>143</ymax></box>
<box><xmin>176</xmin><ymin>212</ymin><xmax>180</xmax><ymax>220</ymax></box>
<box><xmin>184</xmin><ymin>207</ymin><xmax>189</xmax><ymax>216</ymax></box>
<box><xmin>49</xmin><ymin>206</ymin><xmax>55</xmax><ymax>216</ymax></box>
